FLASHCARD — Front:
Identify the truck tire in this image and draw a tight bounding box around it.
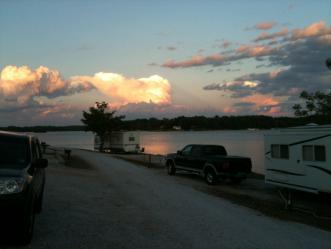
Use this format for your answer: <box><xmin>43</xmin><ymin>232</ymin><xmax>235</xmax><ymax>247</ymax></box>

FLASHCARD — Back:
<box><xmin>205</xmin><ymin>168</ymin><xmax>217</xmax><ymax>185</ymax></box>
<box><xmin>166</xmin><ymin>161</ymin><xmax>176</xmax><ymax>175</ymax></box>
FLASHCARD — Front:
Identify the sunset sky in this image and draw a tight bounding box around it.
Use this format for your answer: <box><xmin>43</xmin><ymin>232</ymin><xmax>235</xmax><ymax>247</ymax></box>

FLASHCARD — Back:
<box><xmin>1</xmin><ymin>0</ymin><xmax>331</xmax><ymax>126</ymax></box>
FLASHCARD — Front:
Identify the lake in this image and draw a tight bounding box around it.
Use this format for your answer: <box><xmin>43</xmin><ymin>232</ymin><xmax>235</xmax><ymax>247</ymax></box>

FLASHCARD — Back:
<box><xmin>33</xmin><ymin>130</ymin><xmax>266</xmax><ymax>174</ymax></box>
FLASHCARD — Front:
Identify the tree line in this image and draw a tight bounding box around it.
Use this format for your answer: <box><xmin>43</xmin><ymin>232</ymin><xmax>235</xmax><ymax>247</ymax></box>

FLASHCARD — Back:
<box><xmin>2</xmin><ymin>114</ymin><xmax>330</xmax><ymax>133</ymax></box>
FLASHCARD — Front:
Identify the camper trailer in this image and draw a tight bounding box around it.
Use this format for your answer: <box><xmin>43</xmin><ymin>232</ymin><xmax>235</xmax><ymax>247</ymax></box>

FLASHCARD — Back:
<box><xmin>94</xmin><ymin>131</ymin><xmax>140</xmax><ymax>153</ymax></box>
<box><xmin>264</xmin><ymin>124</ymin><xmax>331</xmax><ymax>194</ymax></box>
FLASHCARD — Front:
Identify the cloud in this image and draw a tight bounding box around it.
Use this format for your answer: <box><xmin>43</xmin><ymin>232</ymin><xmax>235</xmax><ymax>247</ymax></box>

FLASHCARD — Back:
<box><xmin>163</xmin><ymin>20</ymin><xmax>330</xmax><ymax>114</ymax></box>
<box><xmin>71</xmin><ymin>73</ymin><xmax>171</xmax><ymax>105</ymax></box>
<box><xmin>0</xmin><ymin>65</ymin><xmax>92</xmax><ymax>106</ymax></box>
<box><xmin>217</xmin><ymin>41</ymin><xmax>231</xmax><ymax>49</ymax></box>
<box><xmin>161</xmin><ymin>21</ymin><xmax>330</xmax><ymax>70</ymax></box>
<box><xmin>166</xmin><ymin>46</ymin><xmax>177</xmax><ymax>51</ymax></box>
<box><xmin>203</xmin><ymin>80</ymin><xmax>260</xmax><ymax>97</ymax></box>
<box><xmin>230</xmin><ymin>94</ymin><xmax>286</xmax><ymax>116</ymax></box>
<box><xmin>291</xmin><ymin>21</ymin><xmax>331</xmax><ymax>40</ymax></box>
<box><xmin>202</xmin><ymin>22</ymin><xmax>331</xmax><ymax>115</ymax></box>
<box><xmin>157</xmin><ymin>45</ymin><xmax>177</xmax><ymax>51</ymax></box>
<box><xmin>148</xmin><ymin>62</ymin><xmax>159</xmax><ymax>66</ymax></box>
<box><xmin>162</xmin><ymin>44</ymin><xmax>278</xmax><ymax>68</ymax></box>
<box><xmin>235</xmin><ymin>36</ymin><xmax>331</xmax><ymax>96</ymax></box>
<box><xmin>203</xmin><ymin>33</ymin><xmax>331</xmax><ymax>115</ymax></box>
<box><xmin>245</xmin><ymin>22</ymin><xmax>277</xmax><ymax>31</ymax></box>
<box><xmin>0</xmin><ymin>65</ymin><xmax>172</xmax><ymax>122</ymax></box>
<box><xmin>253</xmin><ymin>28</ymin><xmax>289</xmax><ymax>42</ymax></box>
<box><xmin>255</xmin><ymin>21</ymin><xmax>277</xmax><ymax>30</ymax></box>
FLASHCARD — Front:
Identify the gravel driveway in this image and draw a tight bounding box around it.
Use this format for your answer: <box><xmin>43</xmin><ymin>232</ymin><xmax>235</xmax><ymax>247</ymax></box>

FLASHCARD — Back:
<box><xmin>1</xmin><ymin>150</ymin><xmax>330</xmax><ymax>249</ymax></box>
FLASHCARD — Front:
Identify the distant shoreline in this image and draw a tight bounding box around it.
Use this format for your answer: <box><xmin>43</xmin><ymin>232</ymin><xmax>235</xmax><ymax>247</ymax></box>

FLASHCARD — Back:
<box><xmin>1</xmin><ymin>114</ymin><xmax>329</xmax><ymax>132</ymax></box>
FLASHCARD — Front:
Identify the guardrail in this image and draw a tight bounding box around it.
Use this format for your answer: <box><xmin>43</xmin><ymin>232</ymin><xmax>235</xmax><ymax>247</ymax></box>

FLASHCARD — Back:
<box><xmin>114</xmin><ymin>153</ymin><xmax>165</xmax><ymax>168</ymax></box>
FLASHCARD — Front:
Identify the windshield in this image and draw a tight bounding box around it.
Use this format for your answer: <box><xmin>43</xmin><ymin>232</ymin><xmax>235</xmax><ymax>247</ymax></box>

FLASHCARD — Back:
<box><xmin>0</xmin><ymin>135</ymin><xmax>30</xmax><ymax>168</ymax></box>
<box><xmin>203</xmin><ymin>146</ymin><xmax>227</xmax><ymax>156</ymax></box>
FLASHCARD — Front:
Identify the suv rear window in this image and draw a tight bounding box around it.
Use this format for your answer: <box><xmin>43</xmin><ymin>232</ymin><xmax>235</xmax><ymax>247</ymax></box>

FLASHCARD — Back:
<box><xmin>0</xmin><ymin>135</ymin><xmax>31</xmax><ymax>168</ymax></box>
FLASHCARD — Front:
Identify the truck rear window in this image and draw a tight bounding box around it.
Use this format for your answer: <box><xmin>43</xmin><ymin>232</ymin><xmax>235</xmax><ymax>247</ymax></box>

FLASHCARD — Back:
<box><xmin>203</xmin><ymin>146</ymin><xmax>227</xmax><ymax>156</ymax></box>
<box><xmin>0</xmin><ymin>135</ymin><xmax>30</xmax><ymax>168</ymax></box>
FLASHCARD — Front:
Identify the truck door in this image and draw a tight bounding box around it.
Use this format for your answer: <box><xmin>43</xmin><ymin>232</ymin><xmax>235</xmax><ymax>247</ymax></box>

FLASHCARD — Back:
<box><xmin>175</xmin><ymin>145</ymin><xmax>193</xmax><ymax>168</ymax></box>
<box><xmin>190</xmin><ymin>146</ymin><xmax>205</xmax><ymax>172</ymax></box>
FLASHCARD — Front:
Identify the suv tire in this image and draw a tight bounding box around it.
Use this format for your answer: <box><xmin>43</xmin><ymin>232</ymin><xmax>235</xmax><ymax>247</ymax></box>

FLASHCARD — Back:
<box><xmin>35</xmin><ymin>186</ymin><xmax>44</xmax><ymax>214</ymax></box>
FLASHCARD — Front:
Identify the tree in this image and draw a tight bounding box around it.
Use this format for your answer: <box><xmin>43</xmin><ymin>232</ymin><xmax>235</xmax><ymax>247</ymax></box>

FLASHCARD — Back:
<box><xmin>81</xmin><ymin>102</ymin><xmax>124</xmax><ymax>151</ymax></box>
<box><xmin>293</xmin><ymin>90</ymin><xmax>331</xmax><ymax>117</ymax></box>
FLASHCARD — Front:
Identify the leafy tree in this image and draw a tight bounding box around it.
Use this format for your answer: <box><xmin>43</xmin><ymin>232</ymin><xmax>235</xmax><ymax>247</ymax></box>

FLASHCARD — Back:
<box><xmin>81</xmin><ymin>102</ymin><xmax>124</xmax><ymax>151</ymax></box>
<box><xmin>293</xmin><ymin>90</ymin><xmax>331</xmax><ymax>117</ymax></box>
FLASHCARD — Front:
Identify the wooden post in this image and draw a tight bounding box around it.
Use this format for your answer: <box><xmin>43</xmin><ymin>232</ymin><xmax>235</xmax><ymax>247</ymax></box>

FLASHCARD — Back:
<box><xmin>64</xmin><ymin>149</ymin><xmax>71</xmax><ymax>160</ymax></box>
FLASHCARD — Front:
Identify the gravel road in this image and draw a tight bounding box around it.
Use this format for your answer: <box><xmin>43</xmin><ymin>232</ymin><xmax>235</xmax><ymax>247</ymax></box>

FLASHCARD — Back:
<box><xmin>1</xmin><ymin>150</ymin><xmax>330</xmax><ymax>249</ymax></box>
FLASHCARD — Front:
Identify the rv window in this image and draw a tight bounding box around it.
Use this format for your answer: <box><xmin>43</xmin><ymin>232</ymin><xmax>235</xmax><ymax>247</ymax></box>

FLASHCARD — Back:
<box><xmin>280</xmin><ymin>145</ymin><xmax>289</xmax><ymax>159</ymax></box>
<box><xmin>129</xmin><ymin>136</ymin><xmax>135</xmax><ymax>142</ymax></box>
<box><xmin>271</xmin><ymin>145</ymin><xmax>280</xmax><ymax>158</ymax></box>
<box><xmin>302</xmin><ymin>145</ymin><xmax>314</xmax><ymax>161</ymax></box>
<box><xmin>271</xmin><ymin>144</ymin><xmax>289</xmax><ymax>159</ymax></box>
<box><xmin>315</xmin><ymin>146</ymin><xmax>326</xmax><ymax>161</ymax></box>
<box><xmin>302</xmin><ymin>145</ymin><xmax>325</xmax><ymax>162</ymax></box>
<box><xmin>303</xmin><ymin>145</ymin><xmax>326</xmax><ymax>162</ymax></box>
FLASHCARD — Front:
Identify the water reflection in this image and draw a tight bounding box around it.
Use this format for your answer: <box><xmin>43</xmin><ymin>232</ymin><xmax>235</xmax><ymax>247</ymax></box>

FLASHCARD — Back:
<box><xmin>33</xmin><ymin>130</ymin><xmax>266</xmax><ymax>174</ymax></box>
<box><xmin>140</xmin><ymin>130</ymin><xmax>265</xmax><ymax>174</ymax></box>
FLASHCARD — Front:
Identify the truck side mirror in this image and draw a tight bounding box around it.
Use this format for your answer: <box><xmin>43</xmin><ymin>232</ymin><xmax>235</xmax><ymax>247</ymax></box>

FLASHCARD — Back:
<box><xmin>177</xmin><ymin>150</ymin><xmax>182</xmax><ymax>155</ymax></box>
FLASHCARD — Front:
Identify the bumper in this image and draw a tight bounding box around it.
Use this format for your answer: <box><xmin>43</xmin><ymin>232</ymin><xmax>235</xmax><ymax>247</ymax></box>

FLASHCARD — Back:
<box><xmin>0</xmin><ymin>192</ymin><xmax>28</xmax><ymax>221</ymax></box>
<box><xmin>216</xmin><ymin>172</ymin><xmax>248</xmax><ymax>179</ymax></box>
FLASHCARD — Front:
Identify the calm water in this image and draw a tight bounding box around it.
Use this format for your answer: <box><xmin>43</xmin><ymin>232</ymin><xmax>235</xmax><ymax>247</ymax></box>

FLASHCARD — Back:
<box><xmin>33</xmin><ymin>130</ymin><xmax>266</xmax><ymax>174</ymax></box>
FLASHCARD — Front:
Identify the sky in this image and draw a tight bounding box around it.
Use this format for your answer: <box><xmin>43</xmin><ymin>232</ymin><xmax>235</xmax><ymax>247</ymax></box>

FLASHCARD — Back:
<box><xmin>0</xmin><ymin>0</ymin><xmax>331</xmax><ymax>126</ymax></box>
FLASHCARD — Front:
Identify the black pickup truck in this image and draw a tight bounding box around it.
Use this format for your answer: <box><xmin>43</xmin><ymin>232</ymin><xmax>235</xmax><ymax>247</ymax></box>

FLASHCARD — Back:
<box><xmin>165</xmin><ymin>144</ymin><xmax>252</xmax><ymax>184</ymax></box>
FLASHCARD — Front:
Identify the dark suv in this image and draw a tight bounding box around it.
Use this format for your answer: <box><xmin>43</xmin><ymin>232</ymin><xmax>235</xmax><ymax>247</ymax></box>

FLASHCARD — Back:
<box><xmin>0</xmin><ymin>131</ymin><xmax>47</xmax><ymax>244</ymax></box>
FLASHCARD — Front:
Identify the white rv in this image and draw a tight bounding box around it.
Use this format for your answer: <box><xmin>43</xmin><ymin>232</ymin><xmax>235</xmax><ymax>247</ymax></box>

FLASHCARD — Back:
<box><xmin>94</xmin><ymin>131</ymin><xmax>140</xmax><ymax>153</ymax></box>
<box><xmin>264</xmin><ymin>124</ymin><xmax>331</xmax><ymax>194</ymax></box>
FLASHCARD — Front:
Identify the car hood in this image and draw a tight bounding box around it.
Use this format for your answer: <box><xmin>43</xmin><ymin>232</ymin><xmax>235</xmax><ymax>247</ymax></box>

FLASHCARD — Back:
<box><xmin>0</xmin><ymin>168</ymin><xmax>25</xmax><ymax>177</ymax></box>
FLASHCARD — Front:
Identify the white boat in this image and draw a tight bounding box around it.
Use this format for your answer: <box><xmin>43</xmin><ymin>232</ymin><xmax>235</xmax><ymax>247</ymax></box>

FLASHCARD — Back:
<box><xmin>264</xmin><ymin>124</ymin><xmax>331</xmax><ymax>194</ymax></box>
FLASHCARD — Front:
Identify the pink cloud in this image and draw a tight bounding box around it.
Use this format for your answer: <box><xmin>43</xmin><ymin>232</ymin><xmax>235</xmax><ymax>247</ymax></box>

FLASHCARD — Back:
<box><xmin>291</xmin><ymin>21</ymin><xmax>331</xmax><ymax>40</ymax></box>
<box><xmin>162</xmin><ymin>54</ymin><xmax>226</xmax><ymax>68</ymax></box>
<box><xmin>255</xmin><ymin>21</ymin><xmax>277</xmax><ymax>30</ymax></box>
<box><xmin>218</xmin><ymin>41</ymin><xmax>231</xmax><ymax>49</ymax></box>
<box><xmin>236</xmin><ymin>44</ymin><xmax>276</xmax><ymax>57</ymax></box>
<box><xmin>254</xmin><ymin>28</ymin><xmax>289</xmax><ymax>42</ymax></box>
<box><xmin>0</xmin><ymin>65</ymin><xmax>75</xmax><ymax>105</ymax></box>
<box><xmin>162</xmin><ymin>44</ymin><xmax>278</xmax><ymax>69</ymax></box>
<box><xmin>0</xmin><ymin>65</ymin><xmax>173</xmax><ymax>110</ymax></box>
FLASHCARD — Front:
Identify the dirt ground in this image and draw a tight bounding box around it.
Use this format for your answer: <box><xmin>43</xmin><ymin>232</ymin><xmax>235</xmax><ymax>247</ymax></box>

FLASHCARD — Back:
<box><xmin>113</xmin><ymin>153</ymin><xmax>331</xmax><ymax>232</ymax></box>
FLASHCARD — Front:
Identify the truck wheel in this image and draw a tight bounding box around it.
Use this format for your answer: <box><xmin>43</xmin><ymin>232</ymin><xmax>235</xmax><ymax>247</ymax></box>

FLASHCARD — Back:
<box><xmin>205</xmin><ymin>169</ymin><xmax>217</xmax><ymax>185</ymax></box>
<box><xmin>167</xmin><ymin>161</ymin><xmax>176</xmax><ymax>175</ymax></box>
